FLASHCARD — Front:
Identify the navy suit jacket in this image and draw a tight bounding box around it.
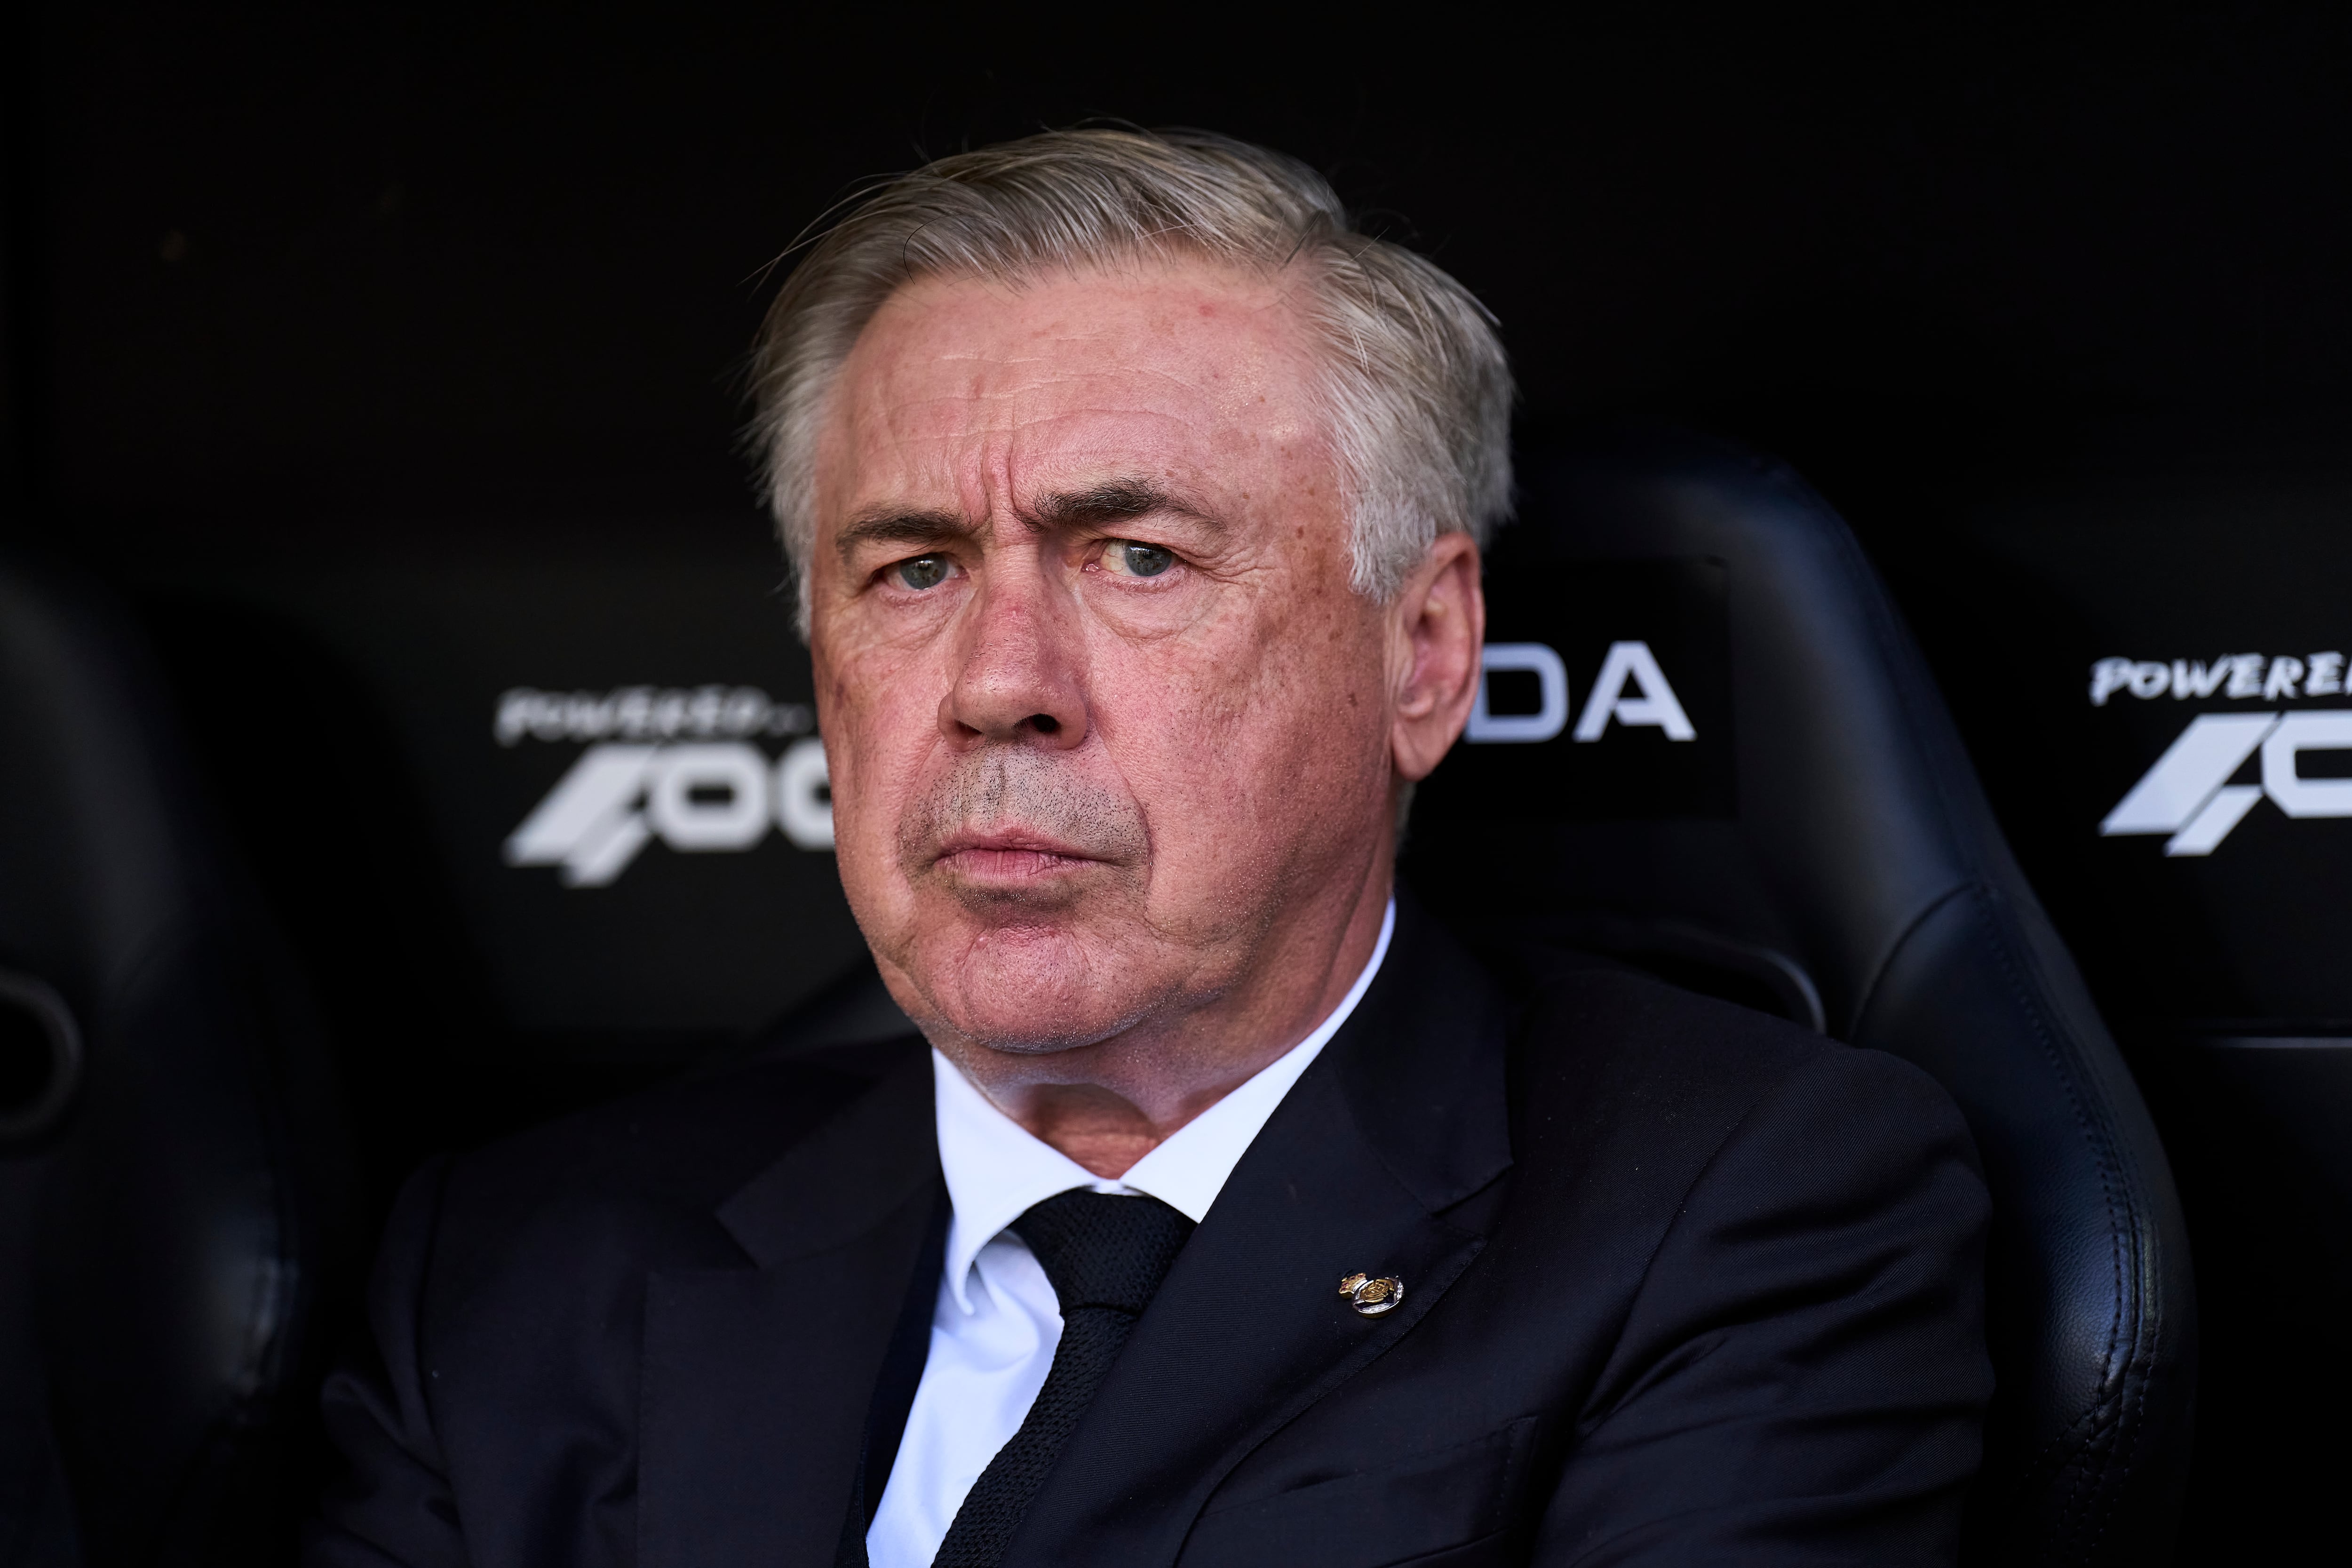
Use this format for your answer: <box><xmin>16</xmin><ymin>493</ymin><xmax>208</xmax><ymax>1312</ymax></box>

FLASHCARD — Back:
<box><xmin>309</xmin><ymin>900</ymin><xmax>1990</xmax><ymax>1567</ymax></box>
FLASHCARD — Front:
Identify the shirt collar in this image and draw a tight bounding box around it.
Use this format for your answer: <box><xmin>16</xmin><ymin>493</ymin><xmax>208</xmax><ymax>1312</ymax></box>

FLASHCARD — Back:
<box><xmin>932</xmin><ymin>898</ymin><xmax>1396</xmax><ymax>1312</ymax></box>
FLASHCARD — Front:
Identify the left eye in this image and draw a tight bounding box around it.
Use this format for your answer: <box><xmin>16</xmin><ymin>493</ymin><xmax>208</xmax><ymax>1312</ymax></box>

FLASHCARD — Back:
<box><xmin>1102</xmin><ymin>541</ymin><xmax>1175</xmax><ymax>579</ymax></box>
<box><xmin>893</xmin><ymin>553</ymin><xmax>954</xmax><ymax>590</ymax></box>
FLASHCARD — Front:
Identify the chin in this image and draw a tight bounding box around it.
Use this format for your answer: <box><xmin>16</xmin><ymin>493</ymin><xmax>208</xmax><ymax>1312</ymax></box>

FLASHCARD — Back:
<box><xmin>911</xmin><ymin>916</ymin><xmax>1156</xmax><ymax>1055</ymax></box>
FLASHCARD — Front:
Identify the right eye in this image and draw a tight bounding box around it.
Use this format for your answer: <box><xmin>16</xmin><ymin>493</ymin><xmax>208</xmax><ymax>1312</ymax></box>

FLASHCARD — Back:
<box><xmin>893</xmin><ymin>553</ymin><xmax>954</xmax><ymax>590</ymax></box>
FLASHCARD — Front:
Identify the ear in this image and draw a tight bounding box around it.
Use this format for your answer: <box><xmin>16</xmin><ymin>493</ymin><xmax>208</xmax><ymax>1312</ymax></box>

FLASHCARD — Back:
<box><xmin>1388</xmin><ymin>531</ymin><xmax>1486</xmax><ymax>783</ymax></box>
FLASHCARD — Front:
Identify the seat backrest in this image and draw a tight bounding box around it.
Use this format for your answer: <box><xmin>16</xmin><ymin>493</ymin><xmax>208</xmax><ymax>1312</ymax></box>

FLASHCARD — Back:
<box><xmin>0</xmin><ymin>557</ymin><xmax>353</xmax><ymax>1566</ymax></box>
<box><xmin>1907</xmin><ymin>433</ymin><xmax>2352</xmax><ymax>1557</ymax></box>
<box><xmin>1402</xmin><ymin>430</ymin><xmax>2196</xmax><ymax>1566</ymax></box>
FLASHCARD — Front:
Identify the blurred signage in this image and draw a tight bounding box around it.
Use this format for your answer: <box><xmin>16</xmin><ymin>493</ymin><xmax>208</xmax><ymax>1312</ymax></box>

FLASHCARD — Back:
<box><xmin>1427</xmin><ymin>558</ymin><xmax>1732</xmax><ymax>820</ymax></box>
<box><xmin>1465</xmin><ymin>639</ymin><xmax>1696</xmax><ymax>746</ymax></box>
<box><xmin>2090</xmin><ymin>653</ymin><xmax>2352</xmax><ymax>856</ymax></box>
<box><xmin>145</xmin><ymin>539</ymin><xmax>873</xmax><ymax>1034</ymax></box>
<box><xmin>494</xmin><ymin>685</ymin><xmax>833</xmax><ymax>887</ymax></box>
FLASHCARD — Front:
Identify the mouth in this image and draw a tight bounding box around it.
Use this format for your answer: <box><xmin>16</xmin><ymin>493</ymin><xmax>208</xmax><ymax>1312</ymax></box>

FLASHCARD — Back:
<box><xmin>930</xmin><ymin>829</ymin><xmax>1111</xmax><ymax>884</ymax></box>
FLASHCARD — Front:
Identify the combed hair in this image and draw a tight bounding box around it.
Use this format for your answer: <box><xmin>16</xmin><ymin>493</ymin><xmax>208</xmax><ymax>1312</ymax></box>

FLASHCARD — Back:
<box><xmin>747</xmin><ymin>127</ymin><xmax>1515</xmax><ymax>632</ymax></box>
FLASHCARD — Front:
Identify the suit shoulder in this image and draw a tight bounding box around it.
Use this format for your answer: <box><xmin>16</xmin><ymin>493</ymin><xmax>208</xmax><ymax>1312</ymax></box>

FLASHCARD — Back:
<box><xmin>424</xmin><ymin>1034</ymin><xmax>928</xmax><ymax>1273</ymax></box>
<box><xmin>1511</xmin><ymin>965</ymin><xmax>1968</xmax><ymax>1175</ymax></box>
<box><xmin>1520</xmin><ymin>963</ymin><xmax>1827</xmax><ymax>1077</ymax></box>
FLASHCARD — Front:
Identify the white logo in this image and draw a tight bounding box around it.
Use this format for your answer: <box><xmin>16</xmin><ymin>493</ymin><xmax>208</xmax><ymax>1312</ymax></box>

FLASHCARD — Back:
<box><xmin>494</xmin><ymin>684</ymin><xmax>814</xmax><ymax>746</ymax></box>
<box><xmin>1466</xmin><ymin>640</ymin><xmax>1695</xmax><ymax>745</ymax></box>
<box><xmin>493</xmin><ymin>685</ymin><xmax>831</xmax><ymax>887</ymax></box>
<box><xmin>504</xmin><ymin>738</ymin><xmax>834</xmax><ymax>887</ymax></box>
<box><xmin>2090</xmin><ymin>651</ymin><xmax>2346</xmax><ymax>705</ymax></box>
<box><xmin>2101</xmin><ymin>709</ymin><xmax>2352</xmax><ymax>856</ymax></box>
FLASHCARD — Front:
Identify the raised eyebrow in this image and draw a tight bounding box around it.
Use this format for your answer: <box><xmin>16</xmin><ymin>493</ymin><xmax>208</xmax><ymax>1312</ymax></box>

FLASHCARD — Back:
<box><xmin>833</xmin><ymin>508</ymin><xmax>971</xmax><ymax>565</ymax></box>
<box><xmin>1025</xmin><ymin>479</ymin><xmax>1221</xmax><ymax>535</ymax></box>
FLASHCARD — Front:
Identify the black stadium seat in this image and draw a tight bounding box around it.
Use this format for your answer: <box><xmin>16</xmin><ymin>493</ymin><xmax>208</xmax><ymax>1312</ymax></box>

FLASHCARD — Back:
<box><xmin>1913</xmin><ymin>432</ymin><xmax>2352</xmax><ymax>1555</ymax></box>
<box><xmin>0</xmin><ymin>557</ymin><xmax>355</xmax><ymax>1565</ymax></box>
<box><xmin>5</xmin><ymin>521</ymin><xmax>875</xmax><ymax>1560</ymax></box>
<box><xmin>1403</xmin><ymin>430</ymin><xmax>2198</xmax><ymax>1566</ymax></box>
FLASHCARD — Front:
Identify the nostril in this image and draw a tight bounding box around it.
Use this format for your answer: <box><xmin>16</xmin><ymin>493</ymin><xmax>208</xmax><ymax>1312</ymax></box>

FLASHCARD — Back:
<box><xmin>1029</xmin><ymin>714</ymin><xmax>1060</xmax><ymax>736</ymax></box>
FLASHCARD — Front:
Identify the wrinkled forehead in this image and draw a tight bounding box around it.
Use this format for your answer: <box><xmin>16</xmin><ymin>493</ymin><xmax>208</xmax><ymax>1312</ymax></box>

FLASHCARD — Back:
<box><xmin>812</xmin><ymin>262</ymin><xmax>1335</xmax><ymax>518</ymax></box>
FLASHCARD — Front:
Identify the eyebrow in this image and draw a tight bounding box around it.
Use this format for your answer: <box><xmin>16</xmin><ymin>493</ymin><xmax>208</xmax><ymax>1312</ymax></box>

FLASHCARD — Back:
<box><xmin>833</xmin><ymin>478</ymin><xmax>1220</xmax><ymax>564</ymax></box>
<box><xmin>833</xmin><ymin>508</ymin><xmax>971</xmax><ymax>565</ymax></box>
<box><xmin>1025</xmin><ymin>478</ymin><xmax>1216</xmax><ymax>533</ymax></box>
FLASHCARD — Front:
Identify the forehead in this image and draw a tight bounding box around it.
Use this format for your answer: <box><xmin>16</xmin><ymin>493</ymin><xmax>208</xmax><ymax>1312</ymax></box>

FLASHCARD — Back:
<box><xmin>817</xmin><ymin>262</ymin><xmax>1327</xmax><ymax>503</ymax></box>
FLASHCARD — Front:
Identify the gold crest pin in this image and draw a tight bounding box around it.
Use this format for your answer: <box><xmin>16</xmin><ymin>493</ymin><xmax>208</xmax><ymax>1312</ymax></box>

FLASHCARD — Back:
<box><xmin>1338</xmin><ymin>1272</ymin><xmax>1405</xmax><ymax>1317</ymax></box>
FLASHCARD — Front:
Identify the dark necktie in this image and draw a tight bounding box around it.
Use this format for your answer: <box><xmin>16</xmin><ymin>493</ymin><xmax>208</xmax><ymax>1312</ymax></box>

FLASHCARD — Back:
<box><xmin>930</xmin><ymin>1188</ymin><xmax>1196</xmax><ymax>1568</ymax></box>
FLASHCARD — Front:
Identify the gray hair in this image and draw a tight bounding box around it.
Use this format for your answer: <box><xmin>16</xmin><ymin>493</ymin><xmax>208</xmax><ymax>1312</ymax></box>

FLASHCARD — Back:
<box><xmin>747</xmin><ymin>127</ymin><xmax>1514</xmax><ymax>632</ymax></box>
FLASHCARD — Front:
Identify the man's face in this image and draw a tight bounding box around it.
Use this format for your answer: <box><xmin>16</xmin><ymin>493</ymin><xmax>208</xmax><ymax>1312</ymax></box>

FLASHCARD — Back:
<box><xmin>807</xmin><ymin>263</ymin><xmax>1418</xmax><ymax>1065</ymax></box>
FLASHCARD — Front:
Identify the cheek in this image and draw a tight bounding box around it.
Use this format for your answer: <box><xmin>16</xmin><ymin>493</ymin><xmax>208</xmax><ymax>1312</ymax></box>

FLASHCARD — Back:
<box><xmin>814</xmin><ymin>640</ymin><xmax>930</xmax><ymax>847</ymax></box>
<box><xmin>1106</xmin><ymin>590</ymin><xmax>1389</xmax><ymax>852</ymax></box>
<box><xmin>1243</xmin><ymin>605</ymin><xmax>1392</xmax><ymax>790</ymax></box>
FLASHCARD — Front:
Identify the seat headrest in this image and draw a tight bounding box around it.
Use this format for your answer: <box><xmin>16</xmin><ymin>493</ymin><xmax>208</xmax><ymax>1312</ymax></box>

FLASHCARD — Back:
<box><xmin>1409</xmin><ymin>428</ymin><xmax>2004</xmax><ymax>1035</ymax></box>
<box><xmin>133</xmin><ymin>525</ymin><xmax>871</xmax><ymax>1054</ymax></box>
<box><xmin>1933</xmin><ymin>439</ymin><xmax>2352</xmax><ymax>1029</ymax></box>
<box><xmin>0</xmin><ymin>559</ymin><xmax>234</xmax><ymax>1051</ymax></box>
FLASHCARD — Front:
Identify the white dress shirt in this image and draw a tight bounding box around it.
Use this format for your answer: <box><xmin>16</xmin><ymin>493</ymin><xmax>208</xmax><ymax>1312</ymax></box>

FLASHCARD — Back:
<box><xmin>865</xmin><ymin>899</ymin><xmax>1397</xmax><ymax>1568</ymax></box>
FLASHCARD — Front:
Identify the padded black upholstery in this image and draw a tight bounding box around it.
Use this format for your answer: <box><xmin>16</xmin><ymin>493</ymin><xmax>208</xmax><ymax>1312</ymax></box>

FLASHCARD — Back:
<box><xmin>1405</xmin><ymin>431</ymin><xmax>2197</xmax><ymax>1566</ymax></box>
<box><xmin>0</xmin><ymin>558</ymin><xmax>352</xmax><ymax>1566</ymax></box>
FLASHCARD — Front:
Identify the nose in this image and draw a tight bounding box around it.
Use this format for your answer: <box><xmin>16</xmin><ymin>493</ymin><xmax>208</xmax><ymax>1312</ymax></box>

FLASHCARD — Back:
<box><xmin>939</xmin><ymin>569</ymin><xmax>1091</xmax><ymax>751</ymax></box>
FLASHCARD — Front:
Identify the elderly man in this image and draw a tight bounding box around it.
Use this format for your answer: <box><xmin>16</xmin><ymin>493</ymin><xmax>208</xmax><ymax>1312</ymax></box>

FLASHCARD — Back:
<box><xmin>312</xmin><ymin>130</ymin><xmax>1989</xmax><ymax>1568</ymax></box>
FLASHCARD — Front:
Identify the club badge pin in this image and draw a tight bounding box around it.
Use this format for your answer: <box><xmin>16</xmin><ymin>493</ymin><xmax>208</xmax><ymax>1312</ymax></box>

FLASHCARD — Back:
<box><xmin>1338</xmin><ymin>1272</ymin><xmax>1405</xmax><ymax>1317</ymax></box>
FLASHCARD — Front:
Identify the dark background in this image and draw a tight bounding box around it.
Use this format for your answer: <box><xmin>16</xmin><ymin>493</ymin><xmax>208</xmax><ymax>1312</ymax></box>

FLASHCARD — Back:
<box><xmin>8</xmin><ymin>3</ymin><xmax>2352</xmax><ymax>1558</ymax></box>
<box><xmin>16</xmin><ymin>6</ymin><xmax>2352</xmax><ymax>529</ymax></box>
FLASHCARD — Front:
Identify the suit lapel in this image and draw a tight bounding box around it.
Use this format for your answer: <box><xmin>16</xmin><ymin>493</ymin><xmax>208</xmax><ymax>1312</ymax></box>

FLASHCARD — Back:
<box><xmin>638</xmin><ymin>1044</ymin><xmax>938</xmax><ymax>1568</ymax></box>
<box><xmin>1005</xmin><ymin>898</ymin><xmax>1517</xmax><ymax>1568</ymax></box>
